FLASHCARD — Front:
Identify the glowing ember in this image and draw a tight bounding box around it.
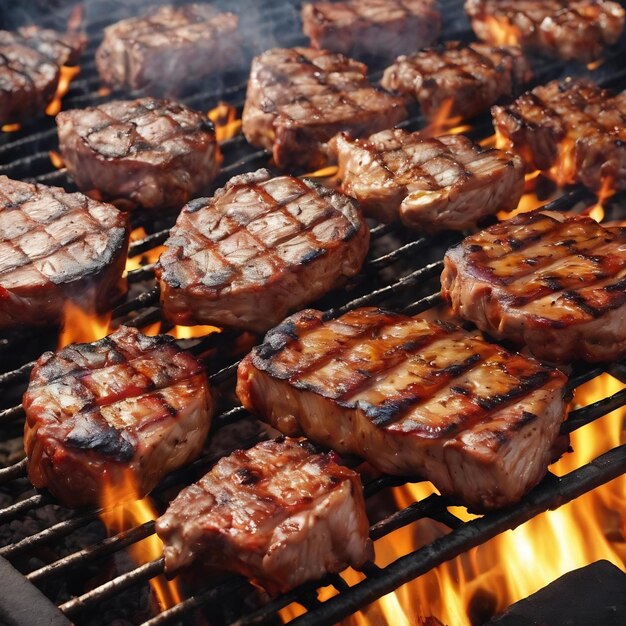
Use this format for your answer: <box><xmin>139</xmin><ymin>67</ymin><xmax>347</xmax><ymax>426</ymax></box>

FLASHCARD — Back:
<box><xmin>49</xmin><ymin>150</ymin><xmax>65</xmax><ymax>169</ymax></box>
<box><xmin>1</xmin><ymin>123</ymin><xmax>21</xmax><ymax>133</ymax></box>
<box><xmin>57</xmin><ymin>301</ymin><xmax>111</xmax><ymax>348</ymax></box>
<box><xmin>46</xmin><ymin>65</ymin><xmax>80</xmax><ymax>117</ymax></box>
<box><xmin>98</xmin><ymin>86</ymin><xmax>112</xmax><ymax>97</ymax></box>
<box><xmin>587</xmin><ymin>58</ymin><xmax>605</xmax><ymax>71</ymax></box>
<box><xmin>100</xmin><ymin>470</ymin><xmax>181</xmax><ymax>611</ymax></box>
<box><xmin>421</xmin><ymin>98</ymin><xmax>472</xmax><ymax>138</ymax></box>
<box><xmin>208</xmin><ymin>102</ymin><xmax>242</xmax><ymax>142</ymax></box>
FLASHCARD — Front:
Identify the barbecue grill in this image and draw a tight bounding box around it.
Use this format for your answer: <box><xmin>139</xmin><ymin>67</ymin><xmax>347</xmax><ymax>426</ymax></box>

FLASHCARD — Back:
<box><xmin>1</xmin><ymin>0</ymin><xmax>625</xmax><ymax>624</ymax></box>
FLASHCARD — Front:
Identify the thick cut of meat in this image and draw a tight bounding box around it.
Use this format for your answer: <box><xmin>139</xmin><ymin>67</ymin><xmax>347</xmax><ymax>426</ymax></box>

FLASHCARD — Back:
<box><xmin>441</xmin><ymin>210</ymin><xmax>626</xmax><ymax>364</ymax></box>
<box><xmin>302</xmin><ymin>0</ymin><xmax>440</xmax><ymax>61</ymax></box>
<box><xmin>156</xmin><ymin>437</ymin><xmax>372</xmax><ymax>593</ymax></box>
<box><xmin>242</xmin><ymin>47</ymin><xmax>407</xmax><ymax>170</ymax></box>
<box><xmin>0</xmin><ymin>176</ymin><xmax>129</xmax><ymax>330</ymax></box>
<box><xmin>492</xmin><ymin>79</ymin><xmax>626</xmax><ymax>192</ymax></box>
<box><xmin>24</xmin><ymin>326</ymin><xmax>214</xmax><ymax>508</ymax></box>
<box><xmin>336</xmin><ymin>129</ymin><xmax>524</xmax><ymax>230</ymax></box>
<box><xmin>156</xmin><ymin>170</ymin><xmax>369</xmax><ymax>333</ymax></box>
<box><xmin>465</xmin><ymin>0</ymin><xmax>625</xmax><ymax>62</ymax></box>
<box><xmin>237</xmin><ymin>308</ymin><xmax>567</xmax><ymax>510</ymax></box>
<box><xmin>95</xmin><ymin>3</ymin><xmax>244</xmax><ymax>96</ymax></box>
<box><xmin>0</xmin><ymin>26</ymin><xmax>84</xmax><ymax>125</ymax></box>
<box><xmin>381</xmin><ymin>41</ymin><xmax>531</xmax><ymax>121</ymax></box>
<box><xmin>57</xmin><ymin>98</ymin><xmax>220</xmax><ymax>212</ymax></box>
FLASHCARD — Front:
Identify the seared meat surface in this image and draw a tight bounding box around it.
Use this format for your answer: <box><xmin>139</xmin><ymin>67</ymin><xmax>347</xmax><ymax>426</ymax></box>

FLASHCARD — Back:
<box><xmin>242</xmin><ymin>47</ymin><xmax>406</xmax><ymax>170</ymax></box>
<box><xmin>156</xmin><ymin>437</ymin><xmax>372</xmax><ymax>593</ymax></box>
<box><xmin>441</xmin><ymin>210</ymin><xmax>626</xmax><ymax>364</ymax></box>
<box><xmin>336</xmin><ymin>129</ymin><xmax>524</xmax><ymax>230</ymax></box>
<box><xmin>237</xmin><ymin>308</ymin><xmax>567</xmax><ymax>510</ymax></box>
<box><xmin>302</xmin><ymin>0</ymin><xmax>440</xmax><ymax>61</ymax></box>
<box><xmin>465</xmin><ymin>0</ymin><xmax>625</xmax><ymax>62</ymax></box>
<box><xmin>156</xmin><ymin>169</ymin><xmax>369</xmax><ymax>333</ymax></box>
<box><xmin>57</xmin><ymin>98</ymin><xmax>220</xmax><ymax>212</ymax></box>
<box><xmin>24</xmin><ymin>326</ymin><xmax>214</xmax><ymax>508</ymax></box>
<box><xmin>492</xmin><ymin>78</ymin><xmax>626</xmax><ymax>192</ymax></box>
<box><xmin>95</xmin><ymin>3</ymin><xmax>243</xmax><ymax>96</ymax></box>
<box><xmin>381</xmin><ymin>41</ymin><xmax>531</xmax><ymax>121</ymax></box>
<box><xmin>0</xmin><ymin>26</ymin><xmax>84</xmax><ymax>124</ymax></box>
<box><xmin>0</xmin><ymin>176</ymin><xmax>128</xmax><ymax>330</ymax></box>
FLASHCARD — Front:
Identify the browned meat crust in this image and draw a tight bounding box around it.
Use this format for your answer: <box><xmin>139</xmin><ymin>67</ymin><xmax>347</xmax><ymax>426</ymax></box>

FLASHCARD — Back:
<box><xmin>237</xmin><ymin>308</ymin><xmax>567</xmax><ymax>510</ymax></box>
<box><xmin>492</xmin><ymin>78</ymin><xmax>626</xmax><ymax>192</ymax></box>
<box><xmin>155</xmin><ymin>169</ymin><xmax>370</xmax><ymax>333</ymax></box>
<box><xmin>336</xmin><ymin>129</ymin><xmax>524</xmax><ymax>230</ymax></box>
<box><xmin>0</xmin><ymin>176</ymin><xmax>129</xmax><ymax>330</ymax></box>
<box><xmin>441</xmin><ymin>210</ymin><xmax>626</xmax><ymax>364</ymax></box>
<box><xmin>465</xmin><ymin>0</ymin><xmax>625</xmax><ymax>62</ymax></box>
<box><xmin>381</xmin><ymin>41</ymin><xmax>531</xmax><ymax>120</ymax></box>
<box><xmin>302</xmin><ymin>0</ymin><xmax>440</xmax><ymax>61</ymax></box>
<box><xmin>156</xmin><ymin>437</ymin><xmax>372</xmax><ymax>593</ymax></box>
<box><xmin>56</xmin><ymin>98</ymin><xmax>220</xmax><ymax>212</ymax></box>
<box><xmin>242</xmin><ymin>47</ymin><xmax>407</xmax><ymax>170</ymax></box>
<box><xmin>95</xmin><ymin>3</ymin><xmax>244</xmax><ymax>96</ymax></box>
<box><xmin>24</xmin><ymin>326</ymin><xmax>214</xmax><ymax>508</ymax></box>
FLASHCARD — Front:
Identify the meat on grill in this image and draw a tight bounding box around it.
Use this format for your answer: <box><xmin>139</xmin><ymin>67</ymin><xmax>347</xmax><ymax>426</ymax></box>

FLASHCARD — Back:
<box><xmin>237</xmin><ymin>308</ymin><xmax>568</xmax><ymax>510</ymax></box>
<box><xmin>24</xmin><ymin>326</ymin><xmax>214</xmax><ymax>508</ymax></box>
<box><xmin>465</xmin><ymin>0</ymin><xmax>625</xmax><ymax>62</ymax></box>
<box><xmin>335</xmin><ymin>129</ymin><xmax>524</xmax><ymax>230</ymax></box>
<box><xmin>56</xmin><ymin>98</ymin><xmax>220</xmax><ymax>212</ymax></box>
<box><xmin>492</xmin><ymin>78</ymin><xmax>626</xmax><ymax>192</ymax></box>
<box><xmin>0</xmin><ymin>176</ymin><xmax>129</xmax><ymax>330</ymax></box>
<box><xmin>95</xmin><ymin>3</ymin><xmax>244</xmax><ymax>96</ymax></box>
<box><xmin>156</xmin><ymin>436</ymin><xmax>373</xmax><ymax>593</ymax></box>
<box><xmin>441</xmin><ymin>210</ymin><xmax>626</xmax><ymax>364</ymax></box>
<box><xmin>0</xmin><ymin>26</ymin><xmax>84</xmax><ymax>125</ymax></box>
<box><xmin>242</xmin><ymin>47</ymin><xmax>407</xmax><ymax>170</ymax></box>
<box><xmin>381</xmin><ymin>41</ymin><xmax>531</xmax><ymax>121</ymax></box>
<box><xmin>155</xmin><ymin>169</ymin><xmax>369</xmax><ymax>333</ymax></box>
<box><xmin>301</xmin><ymin>0</ymin><xmax>440</xmax><ymax>61</ymax></box>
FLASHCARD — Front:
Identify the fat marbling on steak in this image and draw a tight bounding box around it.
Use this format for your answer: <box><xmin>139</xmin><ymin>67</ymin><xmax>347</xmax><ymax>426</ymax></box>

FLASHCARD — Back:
<box><xmin>156</xmin><ymin>437</ymin><xmax>372</xmax><ymax>593</ymax></box>
<box><xmin>237</xmin><ymin>308</ymin><xmax>568</xmax><ymax>510</ymax></box>
<box><xmin>24</xmin><ymin>326</ymin><xmax>214</xmax><ymax>507</ymax></box>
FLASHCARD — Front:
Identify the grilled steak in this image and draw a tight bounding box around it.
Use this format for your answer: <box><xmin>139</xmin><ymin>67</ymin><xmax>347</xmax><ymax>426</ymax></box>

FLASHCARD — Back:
<box><xmin>0</xmin><ymin>26</ymin><xmax>84</xmax><ymax>125</ymax></box>
<box><xmin>156</xmin><ymin>437</ymin><xmax>372</xmax><ymax>593</ymax></box>
<box><xmin>465</xmin><ymin>0</ymin><xmax>625</xmax><ymax>62</ymax></box>
<box><xmin>56</xmin><ymin>98</ymin><xmax>220</xmax><ymax>212</ymax></box>
<box><xmin>492</xmin><ymin>78</ymin><xmax>626</xmax><ymax>192</ymax></box>
<box><xmin>302</xmin><ymin>0</ymin><xmax>440</xmax><ymax>61</ymax></box>
<box><xmin>95</xmin><ymin>3</ymin><xmax>244</xmax><ymax>96</ymax></box>
<box><xmin>0</xmin><ymin>176</ymin><xmax>129</xmax><ymax>330</ymax></box>
<box><xmin>441</xmin><ymin>210</ymin><xmax>626</xmax><ymax>364</ymax></box>
<box><xmin>237</xmin><ymin>308</ymin><xmax>567</xmax><ymax>510</ymax></box>
<box><xmin>24</xmin><ymin>326</ymin><xmax>214</xmax><ymax>508</ymax></box>
<box><xmin>381</xmin><ymin>41</ymin><xmax>531</xmax><ymax>121</ymax></box>
<box><xmin>242</xmin><ymin>47</ymin><xmax>407</xmax><ymax>170</ymax></box>
<box><xmin>336</xmin><ymin>129</ymin><xmax>524</xmax><ymax>230</ymax></box>
<box><xmin>155</xmin><ymin>169</ymin><xmax>369</xmax><ymax>333</ymax></box>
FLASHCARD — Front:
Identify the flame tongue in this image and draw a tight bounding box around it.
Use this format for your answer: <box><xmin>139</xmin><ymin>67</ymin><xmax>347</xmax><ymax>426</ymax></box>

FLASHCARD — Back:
<box><xmin>208</xmin><ymin>102</ymin><xmax>241</xmax><ymax>142</ymax></box>
<box><xmin>46</xmin><ymin>65</ymin><xmax>80</xmax><ymax>117</ymax></box>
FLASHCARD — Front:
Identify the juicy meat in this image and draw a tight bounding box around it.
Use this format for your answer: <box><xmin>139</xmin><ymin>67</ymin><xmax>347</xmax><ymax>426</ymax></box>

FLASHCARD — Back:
<box><xmin>0</xmin><ymin>26</ymin><xmax>84</xmax><ymax>125</ymax></box>
<box><xmin>381</xmin><ymin>41</ymin><xmax>531</xmax><ymax>121</ymax></box>
<box><xmin>0</xmin><ymin>176</ymin><xmax>129</xmax><ymax>330</ymax></box>
<box><xmin>156</xmin><ymin>437</ymin><xmax>372</xmax><ymax>593</ymax></box>
<box><xmin>56</xmin><ymin>98</ymin><xmax>220</xmax><ymax>212</ymax></box>
<box><xmin>155</xmin><ymin>169</ymin><xmax>369</xmax><ymax>333</ymax></box>
<box><xmin>237</xmin><ymin>308</ymin><xmax>567</xmax><ymax>510</ymax></box>
<box><xmin>465</xmin><ymin>0</ymin><xmax>625</xmax><ymax>62</ymax></box>
<box><xmin>302</xmin><ymin>0</ymin><xmax>440</xmax><ymax>61</ymax></box>
<box><xmin>24</xmin><ymin>326</ymin><xmax>214</xmax><ymax>508</ymax></box>
<box><xmin>95</xmin><ymin>3</ymin><xmax>244</xmax><ymax>96</ymax></box>
<box><xmin>242</xmin><ymin>47</ymin><xmax>407</xmax><ymax>170</ymax></box>
<box><xmin>336</xmin><ymin>129</ymin><xmax>524</xmax><ymax>230</ymax></box>
<box><xmin>492</xmin><ymin>78</ymin><xmax>626</xmax><ymax>192</ymax></box>
<box><xmin>441</xmin><ymin>210</ymin><xmax>626</xmax><ymax>364</ymax></box>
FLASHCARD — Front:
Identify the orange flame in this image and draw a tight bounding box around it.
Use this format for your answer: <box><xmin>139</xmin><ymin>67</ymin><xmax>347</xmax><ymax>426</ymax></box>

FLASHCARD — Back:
<box><xmin>587</xmin><ymin>58</ymin><xmax>605</xmax><ymax>71</ymax></box>
<box><xmin>167</xmin><ymin>325</ymin><xmax>221</xmax><ymax>339</ymax></box>
<box><xmin>1</xmin><ymin>123</ymin><xmax>21</xmax><ymax>133</ymax></box>
<box><xmin>124</xmin><ymin>227</ymin><xmax>167</xmax><ymax>275</ymax></box>
<box><xmin>100</xmin><ymin>470</ymin><xmax>181</xmax><ymax>611</ymax></box>
<box><xmin>303</xmin><ymin>165</ymin><xmax>339</xmax><ymax>179</ymax></box>
<box><xmin>46</xmin><ymin>65</ymin><xmax>80</xmax><ymax>117</ymax></box>
<box><xmin>497</xmin><ymin>170</ymin><xmax>558</xmax><ymax>220</ymax></box>
<box><xmin>49</xmin><ymin>150</ymin><xmax>65</xmax><ymax>169</ymax></box>
<box><xmin>57</xmin><ymin>301</ymin><xmax>111</xmax><ymax>349</ymax></box>
<box><xmin>482</xmin><ymin>15</ymin><xmax>521</xmax><ymax>46</ymax></box>
<box><xmin>584</xmin><ymin>176</ymin><xmax>615</xmax><ymax>223</ymax></box>
<box><xmin>421</xmin><ymin>98</ymin><xmax>472</xmax><ymax>138</ymax></box>
<box><xmin>208</xmin><ymin>102</ymin><xmax>241</xmax><ymax>142</ymax></box>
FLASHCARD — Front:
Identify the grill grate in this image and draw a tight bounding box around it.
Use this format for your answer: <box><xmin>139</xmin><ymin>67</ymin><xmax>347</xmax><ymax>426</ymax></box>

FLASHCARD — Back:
<box><xmin>0</xmin><ymin>1</ymin><xmax>625</xmax><ymax>625</ymax></box>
